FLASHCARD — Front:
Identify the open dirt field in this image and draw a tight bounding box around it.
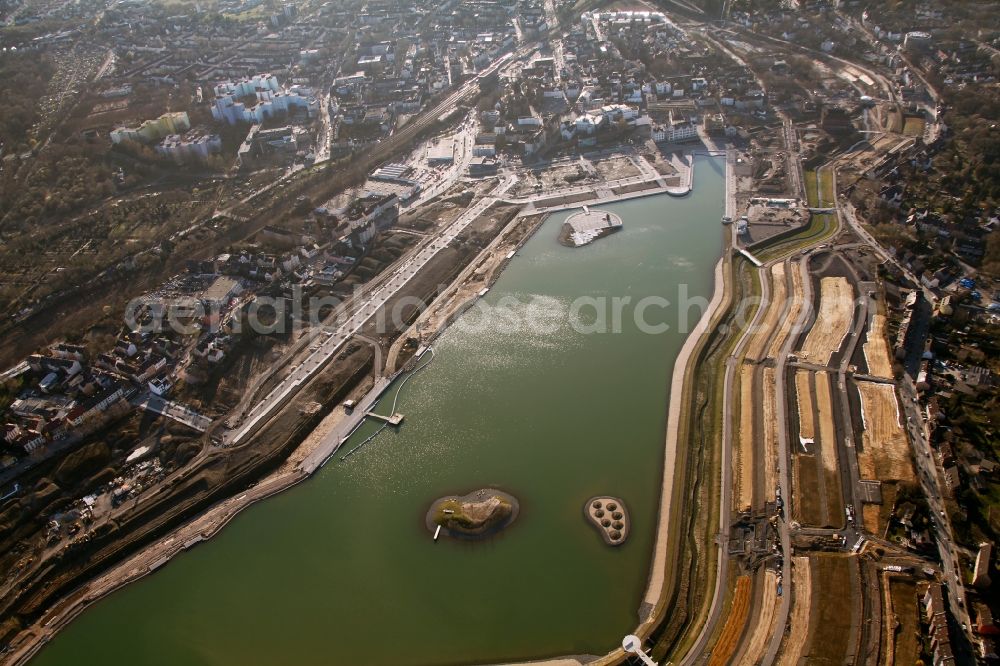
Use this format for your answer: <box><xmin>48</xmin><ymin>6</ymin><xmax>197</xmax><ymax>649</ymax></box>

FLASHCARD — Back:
<box><xmin>793</xmin><ymin>455</ymin><xmax>823</xmax><ymax>526</ymax></box>
<box><xmin>814</xmin><ymin>372</ymin><xmax>838</xmax><ymax>475</ymax></box>
<box><xmin>763</xmin><ymin>368</ymin><xmax>778</xmax><ymax>503</ymax></box>
<box><xmin>803</xmin><ymin>555</ymin><xmax>856</xmax><ymax>665</ymax></box>
<box><xmin>880</xmin><ymin>570</ymin><xmax>893</xmax><ymax>664</ymax></box>
<box><xmin>739</xmin><ymin>570</ymin><xmax>780</xmax><ymax>666</ymax></box>
<box><xmin>864</xmin><ymin>481</ymin><xmax>900</xmax><ymax>536</ymax></box>
<box><xmin>779</xmin><ymin>557</ymin><xmax>812</xmax><ymax>666</ymax></box>
<box><xmin>800</xmin><ymin>277</ymin><xmax>854</xmax><ymax>365</ymax></box>
<box><xmin>709</xmin><ymin>575</ymin><xmax>753</xmax><ymax>666</ymax></box>
<box><xmin>814</xmin><ymin>371</ymin><xmax>844</xmax><ymax>526</ymax></box>
<box><xmin>888</xmin><ymin>578</ymin><xmax>920</xmax><ymax>666</ymax></box>
<box><xmin>767</xmin><ymin>262</ymin><xmax>804</xmax><ymax>359</ymax></box>
<box><xmin>644</xmin><ymin>149</ymin><xmax>681</xmax><ymax>177</ymax></box>
<box><xmin>856</xmin><ymin>381</ymin><xmax>915</xmax><ymax>482</ymax></box>
<box><xmin>793</xmin><ymin>369</ymin><xmax>841</xmax><ymax>527</ymax></box>
<box><xmin>611</xmin><ymin>180</ymin><xmax>660</xmax><ymax>196</ymax></box>
<box><xmin>903</xmin><ymin>116</ymin><xmax>926</xmax><ymax>137</ymax></box>
<box><xmin>863</xmin><ymin>504</ymin><xmax>881</xmax><ymax>535</ymax></box>
<box><xmin>795</xmin><ymin>370</ymin><xmax>816</xmax><ymax>444</ymax></box>
<box><xmin>747</xmin><ymin>263</ymin><xmax>787</xmax><ymax>362</ymax></box>
<box><xmin>737</xmin><ymin>365</ymin><xmax>755</xmax><ymax>511</ymax></box>
<box><xmin>591</xmin><ymin>156</ymin><xmax>641</xmax><ymax>181</ymax></box>
<box><xmin>863</xmin><ymin>313</ymin><xmax>894</xmax><ymax>379</ymax></box>
<box><xmin>508</xmin><ymin>164</ymin><xmax>587</xmax><ymax>198</ymax></box>
<box><xmin>532</xmin><ymin>190</ymin><xmax>597</xmax><ymax>209</ymax></box>
<box><xmin>275</xmin><ymin>375</ymin><xmax>375</xmax><ymax>473</ymax></box>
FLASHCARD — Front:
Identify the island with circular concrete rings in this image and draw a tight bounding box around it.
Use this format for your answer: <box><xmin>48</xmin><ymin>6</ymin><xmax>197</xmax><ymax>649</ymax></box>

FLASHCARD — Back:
<box><xmin>426</xmin><ymin>489</ymin><xmax>519</xmax><ymax>540</ymax></box>
<box><xmin>584</xmin><ymin>496</ymin><xmax>630</xmax><ymax>546</ymax></box>
<box><xmin>559</xmin><ymin>207</ymin><xmax>623</xmax><ymax>247</ymax></box>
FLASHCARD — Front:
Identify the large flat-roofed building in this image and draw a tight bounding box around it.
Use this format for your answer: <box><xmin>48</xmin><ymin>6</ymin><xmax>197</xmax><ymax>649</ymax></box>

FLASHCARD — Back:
<box><xmin>110</xmin><ymin>112</ymin><xmax>190</xmax><ymax>145</ymax></box>
<box><xmin>370</xmin><ymin>163</ymin><xmax>413</xmax><ymax>182</ymax></box>
<box><xmin>341</xmin><ymin>193</ymin><xmax>400</xmax><ymax>247</ymax></box>
<box><xmin>201</xmin><ymin>276</ymin><xmax>242</xmax><ymax>307</ymax></box>
<box><xmin>426</xmin><ymin>140</ymin><xmax>455</xmax><ymax>165</ymax></box>
<box><xmin>212</xmin><ymin>74</ymin><xmax>318</xmax><ymax>125</ymax></box>
<box><xmin>156</xmin><ymin>131</ymin><xmax>222</xmax><ymax>163</ymax></box>
<box><xmin>469</xmin><ymin>156</ymin><xmax>498</xmax><ymax>176</ymax></box>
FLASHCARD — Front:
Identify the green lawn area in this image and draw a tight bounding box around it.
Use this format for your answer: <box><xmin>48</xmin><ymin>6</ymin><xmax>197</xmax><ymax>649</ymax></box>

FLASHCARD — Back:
<box><xmin>818</xmin><ymin>170</ymin><xmax>835</xmax><ymax>207</ymax></box>
<box><xmin>804</xmin><ymin>170</ymin><xmax>819</xmax><ymax>206</ymax></box>
<box><xmin>802</xmin><ymin>168</ymin><xmax>834</xmax><ymax>207</ymax></box>
<box><xmin>755</xmin><ymin>212</ymin><xmax>838</xmax><ymax>264</ymax></box>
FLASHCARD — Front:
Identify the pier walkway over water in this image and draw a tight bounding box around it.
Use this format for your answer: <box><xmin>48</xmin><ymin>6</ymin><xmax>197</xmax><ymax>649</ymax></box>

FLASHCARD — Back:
<box><xmin>366</xmin><ymin>412</ymin><xmax>404</xmax><ymax>426</ymax></box>
<box><xmin>338</xmin><ymin>347</ymin><xmax>435</xmax><ymax>461</ymax></box>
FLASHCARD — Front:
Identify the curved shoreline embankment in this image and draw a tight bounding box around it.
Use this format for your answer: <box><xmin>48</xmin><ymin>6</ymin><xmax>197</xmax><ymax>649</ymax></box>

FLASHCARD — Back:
<box><xmin>484</xmin><ymin>153</ymin><xmax>734</xmax><ymax>666</ymax></box>
<box><xmin>5</xmin><ymin>208</ymin><xmax>549</xmax><ymax>666</ymax></box>
<box><xmin>10</xmin><ymin>158</ymin><xmax>722</xmax><ymax>666</ymax></box>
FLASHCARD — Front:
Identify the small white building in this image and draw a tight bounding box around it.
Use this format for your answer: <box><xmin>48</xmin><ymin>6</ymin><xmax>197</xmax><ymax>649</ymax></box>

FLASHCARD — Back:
<box><xmin>600</xmin><ymin>104</ymin><xmax>638</xmax><ymax>122</ymax></box>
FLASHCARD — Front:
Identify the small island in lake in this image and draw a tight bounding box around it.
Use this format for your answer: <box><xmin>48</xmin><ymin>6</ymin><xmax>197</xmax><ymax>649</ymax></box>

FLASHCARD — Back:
<box><xmin>559</xmin><ymin>208</ymin><xmax>623</xmax><ymax>247</ymax></box>
<box><xmin>427</xmin><ymin>489</ymin><xmax>519</xmax><ymax>539</ymax></box>
<box><xmin>584</xmin><ymin>496</ymin><xmax>630</xmax><ymax>546</ymax></box>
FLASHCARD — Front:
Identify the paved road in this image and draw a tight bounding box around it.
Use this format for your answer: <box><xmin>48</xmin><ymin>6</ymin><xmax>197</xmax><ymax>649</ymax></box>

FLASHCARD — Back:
<box><xmin>406</xmin><ymin>116</ymin><xmax>477</xmax><ymax>207</ymax></box>
<box><xmin>225</xmin><ymin>175</ymin><xmax>517</xmax><ymax>446</ymax></box>
<box><xmin>760</xmin><ymin>254</ymin><xmax>806</xmax><ymax>666</ymax></box>
<box><xmin>840</xmin><ymin>195</ymin><xmax>935</xmax><ymax>302</ymax></box>
<box><xmin>682</xmin><ymin>245</ymin><xmax>772</xmax><ymax>666</ymax></box>
<box><xmin>588</xmin><ymin>13</ymin><xmax>605</xmax><ymax>42</ymax></box>
<box><xmin>832</xmin><ymin>269</ymin><xmax>870</xmax><ymax>519</ymax></box>
<box><xmin>781</xmin><ymin>116</ymin><xmax>803</xmax><ymax>200</ymax></box>
<box><xmin>314</xmin><ymin>92</ymin><xmax>333</xmax><ymax>163</ymax></box>
<box><xmin>542</xmin><ymin>0</ymin><xmax>564</xmax><ymax>80</ymax></box>
<box><xmin>298</xmin><ymin>375</ymin><xmax>393</xmax><ymax>474</ymax></box>
<box><xmin>900</xmin><ymin>375</ymin><xmax>973</xmax><ymax>635</ymax></box>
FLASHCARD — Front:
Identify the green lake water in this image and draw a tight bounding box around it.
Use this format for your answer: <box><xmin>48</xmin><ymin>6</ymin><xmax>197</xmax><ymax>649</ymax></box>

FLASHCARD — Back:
<box><xmin>30</xmin><ymin>157</ymin><xmax>724</xmax><ymax>666</ymax></box>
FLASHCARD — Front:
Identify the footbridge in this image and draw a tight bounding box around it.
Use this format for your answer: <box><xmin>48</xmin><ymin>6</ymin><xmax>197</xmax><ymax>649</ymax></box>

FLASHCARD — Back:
<box><xmin>737</xmin><ymin>247</ymin><xmax>764</xmax><ymax>267</ymax></box>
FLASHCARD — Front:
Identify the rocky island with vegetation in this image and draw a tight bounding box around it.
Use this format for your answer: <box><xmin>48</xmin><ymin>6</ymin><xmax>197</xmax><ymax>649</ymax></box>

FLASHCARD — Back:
<box><xmin>427</xmin><ymin>489</ymin><xmax>519</xmax><ymax>539</ymax></box>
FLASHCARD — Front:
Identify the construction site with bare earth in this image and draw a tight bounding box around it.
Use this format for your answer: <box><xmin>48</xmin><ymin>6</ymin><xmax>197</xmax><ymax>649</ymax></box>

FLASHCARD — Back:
<box><xmin>690</xmin><ymin>232</ymin><xmax>930</xmax><ymax>666</ymax></box>
<box><xmin>666</xmin><ymin>136</ymin><xmax>956</xmax><ymax>666</ymax></box>
<box><xmin>3</xmin><ymin>0</ymin><xmax>999</xmax><ymax>662</ymax></box>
